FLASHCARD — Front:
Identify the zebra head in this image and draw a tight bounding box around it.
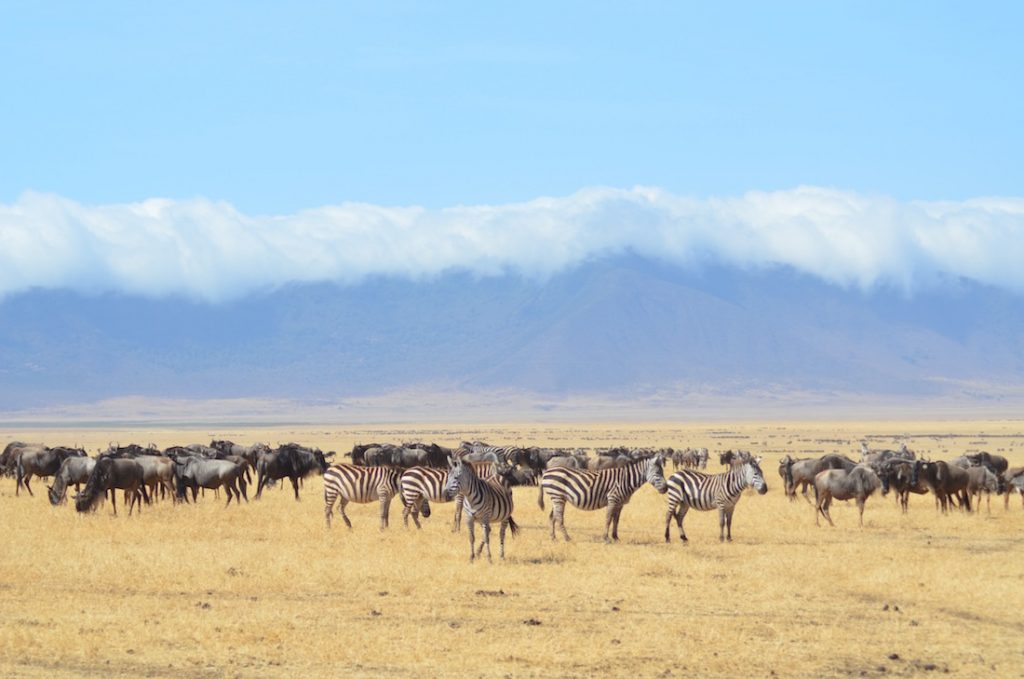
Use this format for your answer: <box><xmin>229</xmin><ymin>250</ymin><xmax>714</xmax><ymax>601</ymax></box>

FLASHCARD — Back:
<box><xmin>646</xmin><ymin>455</ymin><xmax>668</xmax><ymax>494</ymax></box>
<box><xmin>743</xmin><ymin>457</ymin><xmax>768</xmax><ymax>494</ymax></box>
<box><xmin>443</xmin><ymin>456</ymin><xmax>464</xmax><ymax>500</ymax></box>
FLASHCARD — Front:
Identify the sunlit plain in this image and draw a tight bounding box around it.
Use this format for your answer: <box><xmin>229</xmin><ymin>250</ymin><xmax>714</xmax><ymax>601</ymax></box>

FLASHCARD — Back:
<box><xmin>1</xmin><ymin>420</ymin><xmax>1022</xmax><ymax>678</ymax></box>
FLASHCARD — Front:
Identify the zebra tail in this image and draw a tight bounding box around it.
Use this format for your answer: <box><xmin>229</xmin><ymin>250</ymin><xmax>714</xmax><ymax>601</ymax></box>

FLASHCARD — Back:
<box><xmin>507</xmin><ymin>515</ymin><xmax>519</xmax><ymax>537</ymax></box>
<box><xmin>537</xmin><ymin>483</ymin><xmax>545</xmax><ymax>510</ymax></box>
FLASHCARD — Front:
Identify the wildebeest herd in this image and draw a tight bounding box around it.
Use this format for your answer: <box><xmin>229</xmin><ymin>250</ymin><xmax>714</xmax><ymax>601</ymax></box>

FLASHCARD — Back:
<box><xmin>3</xmin><ymin>438</ymin><xmax>1022</xmax><ymax>561</ymax></box>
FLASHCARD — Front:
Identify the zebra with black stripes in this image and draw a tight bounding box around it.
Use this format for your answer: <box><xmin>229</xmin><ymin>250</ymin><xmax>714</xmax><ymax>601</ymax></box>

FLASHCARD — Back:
<box><xmin>538</xmin><ymin>455</ymin><xmax>667</xmax><ymax>543</ymax></box>
<box><xmin>664</xmin><ymin>457</ymin><xmax>768</xmax><ymax>543</ymax></box>
<box><xmin>323</xmin><ymin>463</ymin><xmax>401</xmax><ymax>529</ymax></box>
<box><xmin>443</xmin><ymin>457</ymin><xmax>518</xmax><ymax>561</ymax></box>
<box><xmin>400</xmin><ymin>462</ymin><xmax>501</xmax><ymax>530</ymax></box>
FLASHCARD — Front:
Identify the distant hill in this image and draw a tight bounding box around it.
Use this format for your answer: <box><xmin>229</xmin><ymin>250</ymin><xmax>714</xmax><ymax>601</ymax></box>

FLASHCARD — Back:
<box><xmin>2</xmin><ymin>256</ymin><xmax>1023</xmax><ymax>413</ymax></box>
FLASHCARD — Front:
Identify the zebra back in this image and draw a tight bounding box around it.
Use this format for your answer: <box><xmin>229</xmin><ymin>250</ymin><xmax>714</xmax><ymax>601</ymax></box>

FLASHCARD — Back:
<box><xmin>325</xmin><ymin>464</ymin><xmax>401</xmax><ymax>504</ymax></box>
<box><xmin>540</xmin><ymin>457</ymin><xmax>664</xmax><ymax>511</ymax></box>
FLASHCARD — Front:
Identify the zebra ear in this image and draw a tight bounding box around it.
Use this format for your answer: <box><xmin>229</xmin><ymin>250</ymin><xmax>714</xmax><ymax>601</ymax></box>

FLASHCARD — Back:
<box><xmin>447</xmin><ymin>455</ymin><xmax>455</xmax><ymax>468</ymax></box>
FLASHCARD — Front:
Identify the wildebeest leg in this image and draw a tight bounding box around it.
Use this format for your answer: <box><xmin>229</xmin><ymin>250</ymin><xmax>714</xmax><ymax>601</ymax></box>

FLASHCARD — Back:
<box><xmin>225</xmin><ymin>481</ymin><xmax>235</xmax><ymax>507</ymax></box>
<box><xmin>291</xmin><ymin>475</ymin><xmax>300</xmax><ymax>500</ymax></box>
<box><xmin>23</xmin><ymin>473</ymin><xmax>34</xmax><ymax>496</ymax></box>
<box><xmin>857</xmin><ymin>498</ymin><xmax>865</xmax><ymax>527</ymax></box>
<box><xmin>255</xmin><ymin>472</ymin><xmax>266</xmax><ymax>500</ymax></box>
<box><xmin>467</xmin><ymin>515</ymin><xmax>477</xmax><ymax>562</ymax></box>
<box><xmin>238</xmin><ymin>477</ymin><xmax>248</xmax><ymax>502</ymax></box>
<box><xmin>111</xmin><ymin>489</ymin><xmax>118</xmax><ymax>516</ymax></box>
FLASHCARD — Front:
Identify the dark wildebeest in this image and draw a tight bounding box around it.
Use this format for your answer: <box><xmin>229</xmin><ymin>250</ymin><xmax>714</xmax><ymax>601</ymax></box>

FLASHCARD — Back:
<box><xmin>719</xmin><ymin>450</ymin><xmax>754</xmax><ymax>467</ymax></box>
<box><xmin>16</xmin><ymin>446</ymin><xmax>87</xmax><ymax>496</ymax></box>
<box><xmin>877</xmin><ymin>458</ymin><xmax>929</xmax><ymax>514</ymax></box>
<box><xmin>814</xmin><ymin>464</ymin><xmax>882</xmax><ymax>527</ymax></box>
<box><xmin>48</xmin><ymin>456</ymin><xmax>97</xmax><ymax>505</ymax></box>
<box><xmin>174</xmin><ymin>457</ymin><xmax>248</xmax><ymax>506</ymax></box>
<box><xmin>255</xmin><ymin>443</ymin><xmax>328</xmax><ymax>500</ymax></box>
<box><xmin>210</xmin><ymin>440</ymin><xmax>271</xmax><ymax>469</ymax></box>
<box><xmin>912</xmin><ymin>460</ymin><xmax>971</xmax><ymax>513</ymax></box>
<box><xmin>964</xmin><ymin>452</ymin><xmax>1009</xmax><ymax>475</ymax></box>
<box><xmin>348</xmin><ymin>443</ymin><xmax>385</xmax><ymax>466</ymax></box>
<box><xmin>75</xmin><ymin>458</ymin><xmax>149</xmax><ymax>516</ymax></box>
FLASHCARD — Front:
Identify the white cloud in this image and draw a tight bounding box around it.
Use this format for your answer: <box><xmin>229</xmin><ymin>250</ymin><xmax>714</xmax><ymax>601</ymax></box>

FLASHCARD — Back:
<box><xmin>2</xmin><ymin>186</ymin><xmax>1023</xmax><ymax>302</ymax></box>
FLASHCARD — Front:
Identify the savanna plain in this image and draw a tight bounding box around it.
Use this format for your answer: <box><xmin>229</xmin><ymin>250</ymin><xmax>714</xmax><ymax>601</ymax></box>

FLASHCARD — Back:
<box><xmin>1</xmin><ymin>420</ymin><xmax>1022</xmax><ymax>678</ymax></box>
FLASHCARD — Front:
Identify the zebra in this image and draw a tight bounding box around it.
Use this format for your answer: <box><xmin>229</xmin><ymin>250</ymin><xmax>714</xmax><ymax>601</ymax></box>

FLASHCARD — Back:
<box><xmin>538</xmin><ymin>455</ymin><xmax>668</xmax><ymax>543</ymax></box>
<box><xmin>323</xmin><ymin>464</ymin><xmax>401</xmax><ymax>529</ymax></box>
<box><xmin>443</xmin><ymin>457</ymin><xmax>518</xmax><ymax>562</ymax></box>
<box><xmin>664</xmin><ymin>457</ymin><xmax>768</xmax><ymax>543</ymax></box>
<box><xmin>456</xmin><ymin>444</ymin><xmax>526</xmax><ymax>466</ymax></box>
<box><xmin>400</xmin><ymin>462</ymin><xmax>499</xmax><ymax>530</ymax></box>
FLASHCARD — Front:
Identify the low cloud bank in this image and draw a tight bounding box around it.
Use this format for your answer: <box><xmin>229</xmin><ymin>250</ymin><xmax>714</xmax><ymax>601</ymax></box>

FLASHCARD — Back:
<box><xmin>2</xmin><ymin>186</ymin><xmax>1022</xmax><ymax>301</ymax></box>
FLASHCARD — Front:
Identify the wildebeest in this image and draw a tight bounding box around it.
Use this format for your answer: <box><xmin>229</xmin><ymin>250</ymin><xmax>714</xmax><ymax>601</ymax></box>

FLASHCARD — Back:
<box><xmin>75</xmin><ymin>458</ymin><xmax>149</xmax><ymax>516</ymax></box>
<box><xmin>133</xmin><ymin>455</ymin><xmax>176</xmax><ymax>502</ymax></box>
<box><xmin>813</xmin><ymin>464</ymin><xmax>882</xmax><ymax>527</ymax></box>
<box><xmin>209</xmin><ymin>440</ymin><xmax>271</xmax><ymax>469</ymax></box>
<box><xmin>48</xmin><ymin>456</ymin><xmax>97</xmax><ymax>505</ymax></box>
<box><xmin>877</xmin><ymin>458</ymin><xmax>929</xmax><ymax>513</ymax></box>
<box><xmin>255</xmin><ymin>443</ymin><xmax>328</xmax><ymax>500</ymax></box>
<box><xmin>16</xmin><ymin>446</ymin><xmax>87</xmax><ymax>496</ymax></box>
<box><xmin>912</xmin><ymin>460</ymin><xmax>971</xmax><ymax>513</ymax></box>
<box><xmin>783</xmin><ymin>454</ymin><xmax>857</xmax><ymax>502</ymax></box>
<box><xmin>174</xmin><ymin>457</ymin><xmax>248</xmax><ymax>506</ymax></box>
<box><xmin>966</xmin><ymin>465</ymin><xmax>1002</xmax><ymax>514</ymax></box>
<box><xmin>1004</xmin><ymin>467</ymin><xmax>1024</xmax><ymax>509</ymax></box>
<box><xmin>2</xmin><ymin>442</ymin><xmax>46</xmax><ymax>478</ymax></box>
<box><xmin>962</xmin><ymin>452</ymin><xmax>1009</xmax><ymax>475</ymax></box>
<box><xmin>719</xmin><ymin>450</ymin><xmax>754</xmax><ymax>467</ymax></box>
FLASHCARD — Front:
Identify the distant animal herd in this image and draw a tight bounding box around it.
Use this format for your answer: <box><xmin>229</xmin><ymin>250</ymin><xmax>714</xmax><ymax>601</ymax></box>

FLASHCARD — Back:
<box><xmin>2</xmin><ymin>439</ymin><xmax>1022</xmax><ymax>561</ymax></box>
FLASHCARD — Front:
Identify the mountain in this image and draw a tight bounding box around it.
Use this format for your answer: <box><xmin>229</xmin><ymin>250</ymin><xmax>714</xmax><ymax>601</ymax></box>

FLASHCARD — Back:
<box><xmin>2</xmin><ymin>256</ymin><xmax>1024</xmax><ymax>413</ymax></box>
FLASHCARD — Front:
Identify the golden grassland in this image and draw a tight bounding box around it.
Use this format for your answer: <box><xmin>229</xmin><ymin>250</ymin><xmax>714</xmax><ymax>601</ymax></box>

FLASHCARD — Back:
<box><xmin>1</xmin><ymin>420</ymin><xmax>1023</xmax><ymax>678</ymax></box>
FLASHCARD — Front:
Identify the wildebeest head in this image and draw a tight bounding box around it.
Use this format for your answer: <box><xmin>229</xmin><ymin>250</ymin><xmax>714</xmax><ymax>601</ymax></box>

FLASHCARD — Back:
<box><xmin>313</xmin><ymin>449</ymin><xmax>329</xmax><ymax>474</ymax></box>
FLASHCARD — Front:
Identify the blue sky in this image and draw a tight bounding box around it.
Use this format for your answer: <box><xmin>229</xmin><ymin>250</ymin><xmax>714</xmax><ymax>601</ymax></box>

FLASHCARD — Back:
<box><xmin>3</xmin><ymin>1</ymin><xmax>1022</xmax><ymax>214</ymax></box>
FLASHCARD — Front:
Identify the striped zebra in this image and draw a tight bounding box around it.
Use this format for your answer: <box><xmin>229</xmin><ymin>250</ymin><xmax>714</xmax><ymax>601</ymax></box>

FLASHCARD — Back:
<box><xmin>323</xmin><ymin>464</ymin><xmax>401</xmax><ymax>529</ymax></box>
<box><xmin>664</xmin><ymin>457</ymin><xmax>767</xmax><ymax>543</ymax></box>
<box><xmin>400</xmin><ymin>462</ymin><xmax>499</xmax><ymax>530</ymax></box>
<box><xmin>538</xmin><ymin>455</ymin><xmax>667</xmax><ymax>543</ymax></box>
<box><xmin>443</xmin><ymin>457</ymin><xmax>518</xmax><ymax>561</ymax></box>
<box><xmin>456</xmin><ymin>444</ymin><xmax>526</xmax><ymax>466</ymax></box>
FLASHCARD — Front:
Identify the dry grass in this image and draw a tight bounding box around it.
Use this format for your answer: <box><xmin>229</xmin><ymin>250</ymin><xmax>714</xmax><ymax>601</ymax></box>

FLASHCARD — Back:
<box><xmin>1</xmin><ymin>420</ymin><xmax>1023</xmax><ymax>678</ymax></box>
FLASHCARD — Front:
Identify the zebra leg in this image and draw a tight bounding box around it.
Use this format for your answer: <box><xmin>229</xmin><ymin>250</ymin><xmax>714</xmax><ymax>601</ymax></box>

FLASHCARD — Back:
<box><xmin>664</xmin><ymin>499</ymin><xmax>676</xmax><ymax>543</ymax></box>
<box><xmin>378</xmin><ymin>491</ymin><xmax>390</xmax><ymax>530</ymax></box>
<box><xmin>553</xmin><ymin>499</ymin><xmax>571</xmax><ymax>541</ymax></box>
<box><xmin>677</xmin><ymin>505</ymin><xmax>689</xmax><ymax>542</ymax></box>
<box><xmin>499</xmin><ymin>520</ymin><xmax>507</xmax><ymax>560</ymax></box>
<box><xmin>603</xmin><ymin>504</ymin><xmax>614</xmax><ymax>544</ymax></box>
<box><xmin>338</xmin><ymin>498</ymin><xmax>353</xmax><ymax>529</ymax></box>
<box><xmin>480</xmin><ymin>521</ymin><xmax>493</xmax><ymax>562</ymax></box>
<box><xmin>718</xmin><ymin>507</ymin><xmax>727</xmax><ymax>541</ymax></box>
<box><xmin>725</xmin><ymin>507</ymin><xmax>735</xmax><ymax>542</ymax></box>
<box><xmin>467</xmin><ymin>515</ymin><xmax>476</xmax><ymax>562</ymax></box>
<box><xmin>402</xmin><ymin>498</ymin><xmax>413</xmax><ymax>528</ymax></box>
<box><xmin>452</xmin><ymin>494</ymin><xmax>464</xmax><ymax>532</ymax></box>
<box><xmin>324</xmin><ymin>490</ymin><xmax>335</xmax><ymax>527</ymax></box>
